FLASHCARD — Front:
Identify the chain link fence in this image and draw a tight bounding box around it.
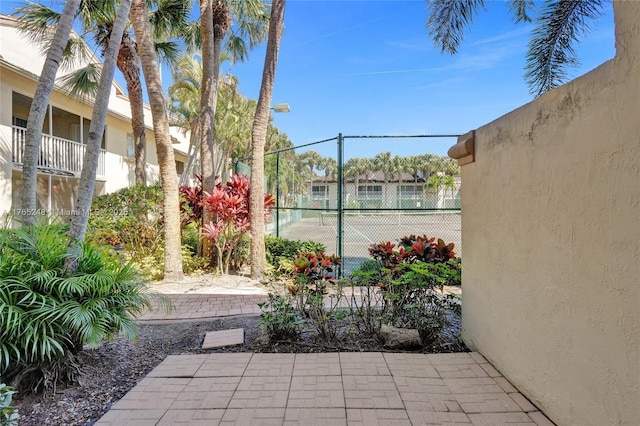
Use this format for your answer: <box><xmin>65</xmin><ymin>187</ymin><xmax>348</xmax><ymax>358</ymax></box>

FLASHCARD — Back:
<box><xmin>236</xmin><ymin>134</ymin><xmax>461</xmax><ymax>276</ymax></box>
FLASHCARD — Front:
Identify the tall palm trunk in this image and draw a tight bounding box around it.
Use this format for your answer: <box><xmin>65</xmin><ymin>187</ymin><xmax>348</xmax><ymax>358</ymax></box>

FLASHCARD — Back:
<box><xmin>67</xmin><ymin>0</ymin><xmax>131</xmax><ymax>270</ymax></box>
<box><xmin>199</xmin><ymin>0</ymin><xmax>216</xmax><ymax>193</ymax></box>
<box><xmin>131</xmin><ymin>0</ymin><xmax>183</xmax><ymax>281</ymax></box>
<box><xmin>19</xmin><ymin>0</ymin><xmax>81</xmax><ymax>225</ymax></box>
<box><xmin>249</xmin><ymin>0</ymin><xmax>286</xmax><ymax>280</ymax></box>
<box><xmin>117</xmin><ymin>33</ymin><xmax>147</xmax><ymax>184</ymax></box>
<box><xmin>200</xmin><ymin>1</ymin><xmax>228</xmax><ymax>262</ymax></box>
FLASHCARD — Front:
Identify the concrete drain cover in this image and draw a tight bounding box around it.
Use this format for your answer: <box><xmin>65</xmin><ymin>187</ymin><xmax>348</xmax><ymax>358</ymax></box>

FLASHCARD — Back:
<box><xmin>202</xmin><ymin>328</ymin><xmax>245</xmax><ymax>349</ymax></box>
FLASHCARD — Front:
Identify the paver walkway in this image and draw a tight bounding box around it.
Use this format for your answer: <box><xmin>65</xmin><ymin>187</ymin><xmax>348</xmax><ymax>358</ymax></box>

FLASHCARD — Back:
<box><xmin>137</xmin><ymin>294</ymin><xmax>267</xmax><ymax>322</ymax></box>
<box><xmin>96</xmin><ymin>352</ymin><xmax>554</xmax><ymax>425</ymax></box>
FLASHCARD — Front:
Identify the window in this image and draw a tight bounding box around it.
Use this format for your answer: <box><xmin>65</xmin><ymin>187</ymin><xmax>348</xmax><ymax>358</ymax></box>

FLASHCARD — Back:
<box><xmin>176</xmin><ymin>160</ymin><xmax>185</xmax><ymax>175</ymax></box>
<box><xmin>357</xmin><ymin>185</ymin><xmax>382</xmax><ymax>196</ymax></box>
<box><xmin>399</xmin><ymin>185</ymin><xmax>423</xmax><ymax>196</ymax></box>
<box><xmin>312</xmin><ymin>185</ymin><xmax>326</xmax><ymax>196</ymax></box>
<box><xmin>12</xmin><ymin>117</ymin><xmax>27</xmax><ymax>128</ymax></box>
<box><xmin>126</xmin><ymin>133</ymin><xmax>135</xmax><ymax>158</ymax></box>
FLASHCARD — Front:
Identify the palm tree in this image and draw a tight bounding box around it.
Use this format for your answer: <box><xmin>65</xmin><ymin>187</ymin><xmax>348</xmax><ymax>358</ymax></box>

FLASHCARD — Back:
<box><xmin>17</xmin><ymin>0</ymin><xmax>193</xmax><ymax>185</ymax></box>
<box><xmin>167</xmin><ymin>53</ymin><xmax>203</xmax><ymax>185</ymax></box>
<box><xmin>67</xmin><ymin>0</ymin><xmax>132</xmax><ymax>265</ymax></box>
<box><xmin>319</xmin><ymin>157</ymin><xmax>337</xmax><ymax>208</ymax></box>
<box><xmin>131</xmin><ymin>0</ymin><xmax>183</xmax><ymax>281</ymax></box>
<box><xmin>442</xmin><ymin>175</ymin><xmax>457</xmax><ymax>205</ymax></box>
<box><xmin>200</xmin><ymin>0</ymin><xmax>269</xmax><ymax>192</ymax></box>
<box><xmin>249</xmin><ymin>0</ymin><xmax>286</xmax><ymax>280</ymax></box>
<box><xmin>16</xmin><ymin>0</ymin><xmax>81</xmax><ymax>226</ymax></box>
<box><xmin>344</xmin><ymin>157</ymin><xmax>366</xmax><ymax>207</ymax></box>
<box><xmin>426</xmin><ymin>0</ymin><xmax>607</xmax><ymax>97</ymax></box>
<box><xmin>360</xmin><ymin>157</ymin><xmax>374</xmax><ymax>204</ymax></box>
<box><xmin>426</xmin><ymin>174</ymin><xmax>445</xmax><ymax>208</ymax></box>
<box><xmin>373</xmin><ymin>152</ymin><xmax>394</xmax><ymax>208</ymax></box>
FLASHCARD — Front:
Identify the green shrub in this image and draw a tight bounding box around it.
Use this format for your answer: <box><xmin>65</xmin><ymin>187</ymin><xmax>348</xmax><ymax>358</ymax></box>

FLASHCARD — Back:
<box><xmin>0</xmin><ymin>383</ymin><xmax>18</xmax><ymax>426</ymax></box>
<box><xmin>258</xmin><ymin>293</ymin><xmax>303</xmax><ymax>342</ymax></box>
<box><xmin>352</xmin><ymin>259</ymin><xmax>383</xmax><ymax>285</ymax></box>
<box><xmin>87</xmin><ymin>183</ymin><xmax>164</xmax><ymax>250</ymax></box>
<box><xmin>0</xmin><ymin>224</ymin><xmax>165</xmax><ymax>392</ymax></box>
<box><xmin>265</xmin><ymin>236</ymin><xmax>325</xmax><ymax>272</ymax></box>
<box><xmin>379</xmin><ymin>261</ymin><xmax>453</xmax><ymax>343</ymax></box>
<box><xmin>128</xmin><ymin>245</ymin><xmax>212</xmax><ymax>280</ymax></box>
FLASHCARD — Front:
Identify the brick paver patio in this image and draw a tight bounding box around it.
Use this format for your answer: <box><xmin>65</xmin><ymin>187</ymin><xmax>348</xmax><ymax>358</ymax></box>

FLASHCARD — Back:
<box><xmin>101</xmin><ymin>285</ymin><xmax>555</xmax><ymax>425</ymax></box>
<box><xmin>96</xmin><ymin>352</ymin><xmax>554</xmax><ymax>425</ymax></box>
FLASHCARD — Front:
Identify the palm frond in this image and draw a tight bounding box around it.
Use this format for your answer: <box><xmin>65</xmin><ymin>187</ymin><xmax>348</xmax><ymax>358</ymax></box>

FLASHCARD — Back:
<box><xmin>181</xmin><ymin>20</ymin><xmax>202</xmax><ymax>51</ymax></box>
<box><xmin>426</xmin><ymin>0</ymin><xmax>486</xmax><ymax>54</ymax></box>
<box><xmin>509</xmin><ymin>0</ymin><xmax>536</xmax><ymax>24</ymax></box>
<box><xmin>60</xmin><ymin>35</ymin><xmax>95</xmax><ymax>71</ymax></box>
<box><xmin>154</xmin><ymin>41</ymin><xmax>181</xmax><ymax>65</ymax></box>
<box><xmin>150</xmin><ymin>0</ymin><xmax>191</xmax><ymax>40</ymax></box>
<box><xmin>58</xmin><ymin>63</ymin><xmax>102</xmax><ymax>99</ymax></box>
<box><xmin>13</xmin><ymin>2</ymin><xmax>60</xmax><ymax>46</ymax></box>
<box><xmin>525</xmin><ymin>0</ymin><xmax>606</xmax><ymax>97</ymax></box>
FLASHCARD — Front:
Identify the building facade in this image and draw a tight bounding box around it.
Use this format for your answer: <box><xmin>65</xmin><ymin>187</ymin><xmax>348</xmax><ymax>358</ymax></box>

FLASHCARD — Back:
<box><xmin>0</xmin><ymin>15</ymin><xmax>189</xmax><ymax>222</ymax></box>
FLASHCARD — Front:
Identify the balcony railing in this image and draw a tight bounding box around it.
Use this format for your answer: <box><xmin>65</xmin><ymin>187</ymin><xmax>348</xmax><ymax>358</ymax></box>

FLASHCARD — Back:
<box><xmin>12</xmin><ymin>125</ymin><xmax>106</xmax><ymax>178</ymax></box>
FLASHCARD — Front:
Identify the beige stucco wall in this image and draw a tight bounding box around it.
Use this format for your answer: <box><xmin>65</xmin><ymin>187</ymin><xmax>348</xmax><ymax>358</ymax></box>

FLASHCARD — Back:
<box><xmin>459</xmin><ymin>2</ymin><xmax>640</xmax><ymax>425</ymax></box>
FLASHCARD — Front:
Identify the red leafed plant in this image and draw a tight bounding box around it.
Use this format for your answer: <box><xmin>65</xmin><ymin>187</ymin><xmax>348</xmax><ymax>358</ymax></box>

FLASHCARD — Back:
<box><xmin>369</xmin><ymin>234</ymin><xmax>457</xmax><ymax>275</ymax></box>
<box><xmin>200</xmin><ymin>174</ymin><xmax>274</xmax><ymax>274</ymax></box>
<box><xmin>179</xmin><ymin>174</ymin><xmax>203</xmax><ymax>227</ymax></box>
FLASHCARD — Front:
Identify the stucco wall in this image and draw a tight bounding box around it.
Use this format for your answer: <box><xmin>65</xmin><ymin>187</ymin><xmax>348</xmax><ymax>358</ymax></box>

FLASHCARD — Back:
<box><xmin>459</xmin><ymin>2</ymin><xmax>640</xmax><ymax>425</ymax></box>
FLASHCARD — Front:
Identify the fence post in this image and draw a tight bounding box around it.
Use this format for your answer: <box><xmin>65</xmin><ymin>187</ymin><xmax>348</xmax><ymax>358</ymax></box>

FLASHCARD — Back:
<box><xmin>337</xmin><ymin>133</ymin><xmax>344</xmax><ymax>277</ymax></box>
<box><xmin>275</xmin><ymin>152</ymin><xmax>280</xmax><ymax>237</ymax></box>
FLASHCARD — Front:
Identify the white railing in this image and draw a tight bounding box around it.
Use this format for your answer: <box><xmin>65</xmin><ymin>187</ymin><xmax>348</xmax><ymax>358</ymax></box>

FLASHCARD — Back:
<box><xmin>12</xmin><ymin>125</ymin><xmax>106</xmax><ymax>178</ymax></box>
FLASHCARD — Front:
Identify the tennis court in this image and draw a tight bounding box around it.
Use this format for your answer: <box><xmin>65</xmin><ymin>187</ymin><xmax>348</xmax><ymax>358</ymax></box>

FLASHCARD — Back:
<box><xmin>279</xmin><ymin>210</ymin><xmax>461</xmax><ymax>275</ymax></box>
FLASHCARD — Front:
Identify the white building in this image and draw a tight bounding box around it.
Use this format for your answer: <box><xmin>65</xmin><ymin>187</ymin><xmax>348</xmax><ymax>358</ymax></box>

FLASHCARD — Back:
<box><xmin>0</xmin><ymin>15</ymin><xmax>190</xmax><ymax>221</ymax></box>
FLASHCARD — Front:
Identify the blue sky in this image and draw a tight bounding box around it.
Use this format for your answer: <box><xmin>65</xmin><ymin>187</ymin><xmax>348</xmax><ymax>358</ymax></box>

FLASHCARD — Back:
<box><xmin>244</xmin><ymin>0</ymin><xmax>615</xmax><ymax>158</ymax></box>
<box><xmin>1</xmin><ymin>1</ymin><xmax>616</xmax><ymax>158</ymax></box>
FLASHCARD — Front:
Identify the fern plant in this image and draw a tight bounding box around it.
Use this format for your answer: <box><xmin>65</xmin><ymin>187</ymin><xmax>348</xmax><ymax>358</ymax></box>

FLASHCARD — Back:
<box><xmin>0</xmin><ymin>223</ymin><xmax>166</xmax><ymax>392</ymax></box>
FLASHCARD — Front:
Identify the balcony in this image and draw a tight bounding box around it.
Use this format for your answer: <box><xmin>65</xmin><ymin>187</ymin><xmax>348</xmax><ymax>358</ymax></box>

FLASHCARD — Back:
<box><xmin>12</xmin><ymin>125</ymin><xmax>106</xmax><ymax>179</ymax></box>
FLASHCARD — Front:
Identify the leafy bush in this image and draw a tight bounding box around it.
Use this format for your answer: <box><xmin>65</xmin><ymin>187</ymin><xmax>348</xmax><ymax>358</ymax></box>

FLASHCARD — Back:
<box><xmin>87</xmin><ymin>183</ymin><xmax>164</xmax><ymax>250</ymax></box>
<box><xmin>265</xmin><ymin>235</ymin><xmax>326</xmax><ymax>273</ymax></box>
<box><xmin>258</xmin><ymin>294</ymin><xmax>303</xmax><ymax>342</ymax></box>
<box><xmin>378</xmin><ymin>261</ymin><xmax>453</xmax><ymax>343</ymax></box>
<box><xmin>352</xmin><ymin>259</ymin><xmax>383</xmax><ymax>286</ymax></box>
<box><xmin>0</xmin><ymin>383</ymin><xmax>18</xmax><ymax>426</ymax></box>
<box><xmin>0</xmin><ymin>224</ymin><xmax>165</xmax><ymax>392</ymax></box>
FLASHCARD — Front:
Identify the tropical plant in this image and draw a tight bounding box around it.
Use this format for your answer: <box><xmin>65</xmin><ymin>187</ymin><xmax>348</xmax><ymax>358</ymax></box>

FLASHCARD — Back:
<box><xmin>425</xmin><ymin>0</ymin><xmax>608</xmax><ymax>96</ymax></box>
<box><xmin>0</xmin><ymin>383</ymin><xmax>18</xmax><ymax>426</ymax></box>
<box><xmin>258</xmin><ymin>293</ymin><xmax>303</xmax><ymax>342</ymax></box>
<box><xmin>87</xmin><ymin>183</ymin><xmax>164</xmax><ymax>251</ymax></box>
<box><xmin>131</xmin><ymin>0</ymin><xmax>183</xmax><ymax>280</ymax></box>
<box><xmin>378</xmin><ymin>261</ymin><xmax>453</xmax><ymax>343</ymax></box>
<box><xmin>15</xmin><ymin>0</ymin><xmax>81</xmax><ymax>225</ymax></box>
<box><xmin>200</xmin><ymin>174</ymin><xmax>275</xmax><ymax>273</ymax></box>
<box><xmin>249</xmin><ymin>0</ymin><xmax>286</xmax><ymax>280</ymax></box>
<box><xmin>264</xmin><ymin>235</ymin><xmax>326</xmax><ymax>272</ymax></box>
<box><xmin>0</xmin><ymin>223</ymin><xmax>163</xmax><ymax>392</ymax></box>
<box><xmin>368</xmin><ymin>234</ymin><xmax>457</xmax><ymax>277</ymax></box>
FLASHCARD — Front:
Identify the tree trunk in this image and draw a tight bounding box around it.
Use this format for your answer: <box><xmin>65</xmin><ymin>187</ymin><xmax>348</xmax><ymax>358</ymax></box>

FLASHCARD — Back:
<box><xmin>200</xmin><ymin>0</ymin><xmax>228</xmax><ymax>263</ymax></box>
<box><xmin>200</xmin><ymin>0</ymin><xmax>216</xmax><ymax>193</ymax></box>
<box><xmin>117</xmin><ymin>33</ymin><xmax>147</xmax><ymax>185</ymax></box>
<box><xmin>66</xmin><ymin>0</ymin><xmax>131</xmax><ymax>270</ymax></box>
<box><xmin>131</xmin><ymin>0</ymin><xmax>183</xmax><ymax>281</ymax></box>
<box><xmin>19</xmin><ymin>0</ymin><xmax>81</xmax><ymax>226</ymax></box>
<box><xmin>249</xmin><ymin>0</ymin><xmax>286</xmax><ymax>280</ymax></box>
